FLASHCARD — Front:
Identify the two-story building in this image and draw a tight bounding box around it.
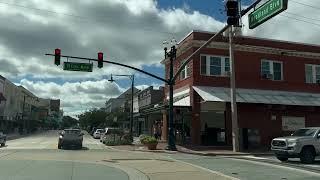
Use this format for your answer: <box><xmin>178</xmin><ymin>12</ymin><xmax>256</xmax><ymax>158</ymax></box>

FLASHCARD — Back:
<box><xmin>132</xmin><ymin>86</ymin><xmax>165</xmax><ymax>136</ymax></box>
<box><xmin>162</xmin><ymin>30</ymin><xmax>320</xmax><ymax>150</ymax></box>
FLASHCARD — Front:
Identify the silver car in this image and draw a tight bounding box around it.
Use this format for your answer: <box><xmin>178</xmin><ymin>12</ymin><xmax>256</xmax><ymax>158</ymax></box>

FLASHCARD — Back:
<box><xmin>0</xmin><ymin>132</ymin><xmax>6</xmax><ymax>147</ymax></box>
<box><xmin>58</xmin><ymin>129</ymin><xmax>84</xmax><ymax>149</ymax></box>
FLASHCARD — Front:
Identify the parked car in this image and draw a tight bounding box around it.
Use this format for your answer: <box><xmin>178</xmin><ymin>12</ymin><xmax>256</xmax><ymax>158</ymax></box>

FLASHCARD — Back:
<box><xmin>100</xmin><ymin>127</ymin><xmax>121</xmax><ymax>142</ymax></box>
<box><xmin>58</xmin><ymin>129</ymin><xmax>84</xmax><ymax>149</ymax></box>
<box><xmin>271</xmin><ymin>127</ymin><xmax>320</xmax><ymax>164</ymax></box>
<box><xmin>93</xmin><ymin>129</ymin><xmax>105</xmax><ymax>139</ymax></box>
<box><xmin>0</xmin><ymin>131</ymin><xmax>6</xmax><ymax>147</ymax></box>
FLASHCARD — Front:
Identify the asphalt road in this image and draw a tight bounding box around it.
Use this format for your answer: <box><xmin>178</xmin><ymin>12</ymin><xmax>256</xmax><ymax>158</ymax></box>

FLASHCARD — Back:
<box><xmin>1</xmin><ymin>130</ymin><xmax>106</xmax><ymax>150</ymax></box>
<box><xmin>166</xmin><ymin>153</ymin><xmax>320</xmax><ymax>180</ymax></box>
<box><xmin>1</xmin><ymin>131</ymin><xmax>320</xmax><ymax>180</ymax></box>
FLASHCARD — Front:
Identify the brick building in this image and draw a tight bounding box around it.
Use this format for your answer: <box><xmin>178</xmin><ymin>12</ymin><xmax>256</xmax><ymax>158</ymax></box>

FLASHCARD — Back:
<box><xmin>162</xmin><ymin>30</ymin><xmax>320</xmax><ymax>150</ymax></box>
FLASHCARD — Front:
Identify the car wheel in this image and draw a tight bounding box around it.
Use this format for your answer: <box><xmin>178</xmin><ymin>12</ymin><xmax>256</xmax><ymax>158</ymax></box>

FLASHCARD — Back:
<box><xmin>300</xmin><ymin>147</ymin><xmax>315</xmax><ymax>164</ymax></box>
<box><xmin>276</xmin><ymin>156</ymin><xmax>288</xmax><ymax>162</ymax></box>
<box><xmin>1</xmin><ymin>143</ymin><xmax>5</xmax><ymax>147</ymax></box>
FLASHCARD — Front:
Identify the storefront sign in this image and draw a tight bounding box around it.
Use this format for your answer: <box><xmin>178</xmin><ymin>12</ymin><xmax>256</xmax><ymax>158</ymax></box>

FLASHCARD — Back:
<box><xmin>282</xmin><ymin>116</ymin><xmax>305</xmax><ymax>131</ymax></box>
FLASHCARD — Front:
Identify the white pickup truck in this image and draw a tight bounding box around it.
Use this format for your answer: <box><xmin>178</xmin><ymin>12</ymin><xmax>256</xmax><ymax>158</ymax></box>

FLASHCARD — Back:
<box><xmin>271</xmin><ymin>127</ymin><xmax>320</xmax><ymax>164</ymax></box>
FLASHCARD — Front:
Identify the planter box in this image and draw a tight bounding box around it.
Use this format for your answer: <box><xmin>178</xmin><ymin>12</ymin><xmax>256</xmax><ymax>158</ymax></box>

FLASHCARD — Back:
<box><xmin>146</xmin><ymin>143</ymin><xmax>158</xmax><ymax>150</ymax></box>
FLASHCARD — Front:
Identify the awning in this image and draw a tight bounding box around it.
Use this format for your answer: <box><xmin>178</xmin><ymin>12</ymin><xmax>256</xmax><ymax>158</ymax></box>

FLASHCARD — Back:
<box><xmin>174</xmin><ymin>96</ymin><xmax>190</xmax><ymax>106</ymax></box>
<box><xmin>193</xmin><ymin>86</ymin><xmax>320</xmax><ymax>107</ymax></box>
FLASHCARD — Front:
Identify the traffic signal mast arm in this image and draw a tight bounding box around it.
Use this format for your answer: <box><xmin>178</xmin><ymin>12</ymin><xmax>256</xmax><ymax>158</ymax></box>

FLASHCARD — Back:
<box><xmin>45</xmin><ymin>53</ymin><xmax>169</xmax><ymax>84</ymax></box>
<box><xmin>173</xmin><ymin>0</ymin><xmax>262</xmax><ymax>82</ymax></box>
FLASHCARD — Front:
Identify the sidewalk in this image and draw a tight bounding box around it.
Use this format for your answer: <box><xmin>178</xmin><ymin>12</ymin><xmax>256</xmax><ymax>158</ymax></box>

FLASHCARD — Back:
<box><xmin>109</xmin><ymin>141</ymin><xmax>273</xmax><ymax>156</ymax></box>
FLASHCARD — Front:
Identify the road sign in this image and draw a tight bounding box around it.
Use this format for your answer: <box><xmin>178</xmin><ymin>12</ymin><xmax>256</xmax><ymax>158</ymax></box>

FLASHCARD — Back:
<box><xmin>63</xmin><ymin>62</ymin><xmax>93</xmax><ymax>72</ymax></box>
<box><xmin>249</xmin><ymin>0</ymin><xmax>288</xmax><ymax>29</ymax></box>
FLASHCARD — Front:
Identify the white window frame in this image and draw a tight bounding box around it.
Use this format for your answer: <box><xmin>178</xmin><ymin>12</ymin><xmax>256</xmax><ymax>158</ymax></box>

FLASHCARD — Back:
<box><xmin>261</xmin><ymin>59</ymin><xmax>283</xmax><ymax>81</ymax></box>
<box><xmin>180</xmin><ymin>60</ymin><xmax>190</xmax><ymax>80</ymax></box>
<box><xmin>200</xmin><ymin>54</ymin><xmax>230</xmax><ymax>77</ymax></box>
<box><xmin>305</xmin><ymin>64</ymin><xmax>320</xmax><ymax>84</ymax></box>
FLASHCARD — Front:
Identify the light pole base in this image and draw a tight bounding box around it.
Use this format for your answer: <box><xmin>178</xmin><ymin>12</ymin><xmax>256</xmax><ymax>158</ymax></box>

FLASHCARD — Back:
<box><xmin>165</xmin><ymin>145</ymin><xmax>177</xmax><ymax>151</ymax></box>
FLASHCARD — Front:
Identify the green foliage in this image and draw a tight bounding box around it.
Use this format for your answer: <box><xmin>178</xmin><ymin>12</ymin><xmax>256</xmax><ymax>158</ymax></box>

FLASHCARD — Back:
<box><xmin>140</xmin><ymin>135</ymin><xmax>157</xmax><ymax>144</ymax></box>
<box><xmin>61</xmin><ymin>116</ymin><xmax>78</xmax><ymax>129</ymax></box>
<box><xmin>77</xmin><ymin>108</ymin><xmax>108</xmax><ymax>130</ymax></box>
<box><xmin>102</xmin><ymin>132</ymin><xmax>133</xmax><ymax>146</ymax></box>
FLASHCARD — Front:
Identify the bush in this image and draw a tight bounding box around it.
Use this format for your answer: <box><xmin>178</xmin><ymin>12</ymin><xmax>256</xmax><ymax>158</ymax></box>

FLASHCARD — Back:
<box><xmin>140</xmin><ymin>135</ymin><xmax>157</xmax><ymax>144</ymax></box>
<box><xmin>102</xmin><ymin>133</ymin><xmax>133</xmax><ymax>146</ymax></box>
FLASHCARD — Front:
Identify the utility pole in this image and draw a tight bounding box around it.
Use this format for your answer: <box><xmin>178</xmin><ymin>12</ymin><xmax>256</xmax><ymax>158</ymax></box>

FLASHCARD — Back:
<box><xmin>229</xmin><ymin>26</ymin><xmax>240</xmax><ymax>152</ymax></box>
<box><xmin>130</xmin><ymin>75</ymin><xmax>134</xmax><ymax>135</ymax></box>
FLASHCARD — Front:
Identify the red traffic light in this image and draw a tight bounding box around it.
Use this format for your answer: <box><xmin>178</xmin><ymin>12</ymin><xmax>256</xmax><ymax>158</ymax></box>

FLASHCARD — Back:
<box><xmin>98</xmin><ymin>52</ymin><xmax>103</xmax><ymax>60</ymax></box>
<box><xmin>55</xmin><ymin>48</ymin><xmax>61</xmax><ymax>55</ymax></box>
<box><xmin>98</xmin><ymin>52</ymin><xmax>103</xmax><ymax>68</ymax></box>
<box><xmin>54</xmin><ymin>48</ymin><xmax>61</xmax><ymax>66</ymax></box>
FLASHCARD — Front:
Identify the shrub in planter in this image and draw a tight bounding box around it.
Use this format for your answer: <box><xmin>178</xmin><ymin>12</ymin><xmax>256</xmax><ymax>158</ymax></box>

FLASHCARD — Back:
<box><xmin>141</xmin><ymin>136</ymin><xmax>158</xmax><ymax>150</ymax></box>
<box><xmin>139</xmin><ymin>134</ymin><xmax>148</xmax><ymax>145</ymax></box>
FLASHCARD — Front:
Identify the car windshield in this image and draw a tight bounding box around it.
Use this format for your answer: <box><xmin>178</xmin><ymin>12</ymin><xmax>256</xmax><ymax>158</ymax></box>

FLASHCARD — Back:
<box><xmin>97</xmin><ymin>129</ymin><xmax>104</xmax><ymax>133</ymax></box>
<box><xmin>292</xmin><ymin>129</ymin><xmax>317</xmax><ymax>136</ymax></box>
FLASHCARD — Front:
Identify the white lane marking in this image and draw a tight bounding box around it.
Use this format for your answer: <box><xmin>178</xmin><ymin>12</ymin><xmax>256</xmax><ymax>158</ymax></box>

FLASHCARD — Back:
<box><xmin>230</xmin><ymin>158</ymin><xmax>320</xmax><ymax>177</ymax></box>
<box><xmin>241</xmin><ymin>155</ymin><xmax>268</xmax><ymax>160</ymax></box>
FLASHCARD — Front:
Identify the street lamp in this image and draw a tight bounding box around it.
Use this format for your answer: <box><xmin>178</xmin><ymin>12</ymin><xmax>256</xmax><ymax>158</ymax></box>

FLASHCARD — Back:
<box><xmin>108</xmin><ymin>74</ymin><xmax>135</xmax><ymax>135</ymax></box>
<box><xmin>163</xmin><ymin>38</ymin><xmax>177</xmax><ymax>151</ymax></box>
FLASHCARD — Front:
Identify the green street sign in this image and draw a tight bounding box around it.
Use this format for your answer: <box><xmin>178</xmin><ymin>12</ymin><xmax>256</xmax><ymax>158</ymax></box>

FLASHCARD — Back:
<box><xmin>249</xmin><ymin>0</ymin><xmax>288</xmax><ymax>29</ymax></box>
<box><xmin>63</xmin><ymin>62</ymin><xmax>93</xmax><ymax>72</ymax></box>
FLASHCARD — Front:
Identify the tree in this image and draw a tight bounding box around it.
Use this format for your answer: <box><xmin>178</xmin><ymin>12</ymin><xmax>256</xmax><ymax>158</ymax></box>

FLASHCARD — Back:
<box><xmin>61</xmin><ymin>116</ymin><xmax>78</xmax><ymax>129</ymax></box>
<box><xmin>78</xmin><ymin>108</ymin><xmax>108</xmax><ymax>131</ymax></box>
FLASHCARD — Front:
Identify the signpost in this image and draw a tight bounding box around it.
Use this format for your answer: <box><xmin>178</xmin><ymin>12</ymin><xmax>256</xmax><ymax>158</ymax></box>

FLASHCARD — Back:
<box><xmin>63</xmin><ymin>62</ymin><xmax>93</xmax><ymax>72</ymax></box>
<box><xmin>249</xmin><ymin>0</ymin><xmax>288</xmax><ymax>29</ymax></box>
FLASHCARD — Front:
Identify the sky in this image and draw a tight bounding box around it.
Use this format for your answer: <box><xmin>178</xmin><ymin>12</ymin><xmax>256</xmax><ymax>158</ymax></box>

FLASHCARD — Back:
<box><xmin>0</xmin><ymin>0</ymin><xmax>320</xmax><ymax>117</ymax></box>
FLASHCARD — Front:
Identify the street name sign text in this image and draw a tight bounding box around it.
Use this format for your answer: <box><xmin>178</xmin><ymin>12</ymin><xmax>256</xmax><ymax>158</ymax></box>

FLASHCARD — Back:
<box><xmin>63</xmin><ymin>62</ymin><xmax>93</xmax><ymax>72</ymax></box>
<box><xmin>249</xmin><ymin>0</ymin><xmax>288</xmax><ymax>29</ymax></box>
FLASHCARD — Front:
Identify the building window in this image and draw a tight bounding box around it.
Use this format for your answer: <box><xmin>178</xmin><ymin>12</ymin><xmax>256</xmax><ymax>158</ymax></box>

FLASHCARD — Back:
<box><xmin>305</xmin><ymin>64</ymin><xmax>320</xmax><ymax>84</ymax></box>
<box><xmin>200</xmin><ymin>55</ymin><xmax>230</xmax><ymax>76</ymax></box>
<box><xmin>261</xmin><ymin>60</ymin><xmax>283</xmax><ymax>80</ymax></box>
<box><xmin>201</xmin><ymin>56</ymin><xmax>207</xmax><ymax>75</ymax></box>
<box><xmin>180</xmin><ymin>60</ymin><xmax>190</xmax><ymax>80</ymax></box>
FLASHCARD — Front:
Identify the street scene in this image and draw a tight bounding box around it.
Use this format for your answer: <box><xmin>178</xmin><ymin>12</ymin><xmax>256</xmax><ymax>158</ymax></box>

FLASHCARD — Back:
<box><xmin>1</xmin><ymin>0</ymin><xmax>320</xmax><ymax>179</ymax></box>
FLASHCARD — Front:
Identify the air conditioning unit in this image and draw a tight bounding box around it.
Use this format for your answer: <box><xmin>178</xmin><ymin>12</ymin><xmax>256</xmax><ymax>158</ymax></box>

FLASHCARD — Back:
<box><xmin>261</xmin><ymin>73</ymin><xmax>273</xmax><ymax>79</ymax></box>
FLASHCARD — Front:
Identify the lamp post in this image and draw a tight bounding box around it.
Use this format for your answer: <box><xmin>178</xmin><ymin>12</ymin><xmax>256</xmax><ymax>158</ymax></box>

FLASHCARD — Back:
<box><xmin>163</xmin><ymin>39</ymin><xmax>177</xmax><ymax>151</ymax></box>
<box><xmin>108</xmin><ymin>74</ymin><xmax>135</xmax><ymax>135</ymax></box>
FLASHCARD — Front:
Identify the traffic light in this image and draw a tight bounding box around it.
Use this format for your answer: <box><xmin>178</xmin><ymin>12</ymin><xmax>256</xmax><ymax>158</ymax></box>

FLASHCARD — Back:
<box><xmin>226</xmin><ymin>0</ymin><xmax>239</xmax><ymax>26</ymax></box>
<box><xmin>98</xmin><ymin>52</ymin><xmax>103</xmax><ymax>68</ymax></box>
<box><xmin>54</xmin><ymin>48</ymin><xmax>61</xmax><ymax>66</ymax></box>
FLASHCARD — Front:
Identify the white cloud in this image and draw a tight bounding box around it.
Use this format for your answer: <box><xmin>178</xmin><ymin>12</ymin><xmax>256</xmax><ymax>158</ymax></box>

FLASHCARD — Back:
<box><xmin>242</xmin><ymin>0</ymin><xmax>320</xmax><ymax>45</ymax></box>
<box><xmin>18</xmin><ymin>79</ymin><xmax>123</xmax><ymax>115</ymax></box>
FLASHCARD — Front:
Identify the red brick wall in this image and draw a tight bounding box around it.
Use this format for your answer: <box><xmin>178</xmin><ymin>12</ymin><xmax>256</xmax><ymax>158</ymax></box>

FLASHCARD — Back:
<box><xmin>188</xmin><ymin>48</ymin><xmax>320</xmax><ymax>93</ymax></box>
<box><xmin>224</xmin><ymin>103</ymin><xmax>320</xmax><ymax>147</ymax></box>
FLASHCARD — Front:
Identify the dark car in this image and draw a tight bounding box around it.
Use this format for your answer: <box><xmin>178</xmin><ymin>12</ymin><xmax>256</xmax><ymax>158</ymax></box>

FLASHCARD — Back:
<box><xmin>0</xmin><ymin>131</ymin><xmax>6</xmax><ymax>147</ymax></box>
<box><xmin>58</xmin><ymin>129</ymin><xmax>84</xmax><ymax>149</ymax></box>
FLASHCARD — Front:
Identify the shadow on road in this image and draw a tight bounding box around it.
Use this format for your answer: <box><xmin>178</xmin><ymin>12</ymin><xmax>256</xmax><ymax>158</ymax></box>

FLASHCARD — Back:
<box><xmin>60</xmin><ymin>146</ymin><xmax>89</xmax><ymax>151</ymax></box>
<box><xmin>286</xmin><ymin>159</ymin><xmax>320</xmax><ymax>165</ymax></box>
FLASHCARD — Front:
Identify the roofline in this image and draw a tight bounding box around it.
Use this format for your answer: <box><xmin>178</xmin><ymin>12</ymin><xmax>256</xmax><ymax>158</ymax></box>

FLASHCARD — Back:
<box><xmin>184</xmin><ymin>29</ymin><xmax>320</xmax><ymax>49</ymax></box>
